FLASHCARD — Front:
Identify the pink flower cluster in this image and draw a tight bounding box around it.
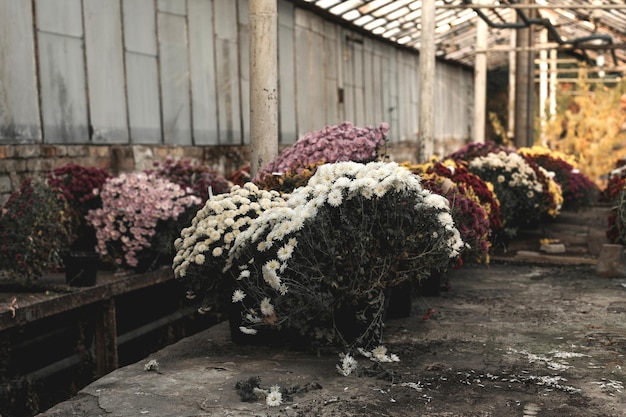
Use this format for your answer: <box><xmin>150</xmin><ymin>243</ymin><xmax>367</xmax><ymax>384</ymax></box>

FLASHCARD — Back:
<box><xmin>254</xmin><ymin>121</ymin><xmax>389</xmax><ymax>182</ymax></box>
<box><xmin>86</xmin><ymin>173</ymin><xmax>201</xmax><ymax>268</ymax></box>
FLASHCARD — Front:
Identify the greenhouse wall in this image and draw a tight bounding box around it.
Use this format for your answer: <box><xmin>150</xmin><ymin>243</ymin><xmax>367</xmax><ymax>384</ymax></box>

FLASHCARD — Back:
<box><xmin>0</xmin><ymin>0</ymin><xmax>474</xmax><ymax>202</ymax></box>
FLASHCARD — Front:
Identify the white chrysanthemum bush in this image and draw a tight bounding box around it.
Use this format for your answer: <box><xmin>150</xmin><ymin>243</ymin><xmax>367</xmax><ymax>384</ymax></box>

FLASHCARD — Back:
<box><xmin>219</xmin><ymin>161</ymin><xmax>464</xmax><ymax>350</ymax></box>
<box><xmin>173</xmin><ymin>183</ymin><xmax>287</xmax><ymax>309</ymax></box>
<box><xmin>468</xmin><ymin>151</ymin><xmax>551</xmax><ymax>233</ymax></box>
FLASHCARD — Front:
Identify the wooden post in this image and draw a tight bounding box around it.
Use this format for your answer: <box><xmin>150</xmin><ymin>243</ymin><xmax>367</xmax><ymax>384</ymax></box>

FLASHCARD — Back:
<box><xmin>514</xmin><ymin>0</ymin><xmax>536</xmax><ymax>147</ymax></box>
<box><xmin>538</xmin><ymin>29</ymin><xmax>548</xmax><ymax>146</ymax></box>
<box><xmin>95</xmin><ymin>298</ymin><xmax>118</xmax><ymax>377</ymax></box>
<box><xmin>249</xmin><ymin>0</ymin><xmax>279</xmax><ymax>177</ymax></box>
<box><xmin>474</xmin><ymin>7</ymin><xmax>488</xmax><ymax>143</ymax></box>
<box><xmin>507</xmin><ymin>12</ymin><xmax>517</xmax><ymax>141</ymax></box>
<box><xmin>418</xmin><ymin>0</ymin><xmax>435</xmax><ymax>161</ymax></box>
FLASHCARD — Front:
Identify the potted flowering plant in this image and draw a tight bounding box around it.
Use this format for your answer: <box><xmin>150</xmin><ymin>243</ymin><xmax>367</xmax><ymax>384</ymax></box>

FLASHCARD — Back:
<box><xmin>446</xmin><ymin>140</ymin><xmax>515</xmax><ymax>161</ymax></box>
<box><xmin>0</xmin><ymin>179</ymin><xmax>72</xmax><ymax>281</ymax></box>
<box><xmin>148</xmin><ymin>158</ymin><xmax>232</xmax><ymax>203</ymax></box>
<box><xmin>173</xmin><ymin>182</ymin><xmax>287</xmax><ymax>312</ymax></box>
<box><xmin>47</xmin><ymin>163</ymin><xmax>112</xmax><ymax>250</ymax></box>
<box><xmin>87</xmin><ymin>172</ymin><xmax>201</xmax><ymax>273</ymax></box>
<box><xmin>221</xmin><ymin>161</ymin><xmax>463</xmax><ymax>350</ymax></box>
<box><xmin>253</xmin><ymin>121</ymin><xmax>389</xmax><ymax>184</ymax></box>
<box><xmin>392</xmin><ymin>166</ymin><xmax>490</xmax><ymax>305</ymax></box>
<box><xmin>418</xmin><ymin>173</ymin><xmax>491</xmax><ymax>268</ymax></box>
<box><xmin>406</xmin><ymin>159</ymin><xmax>502</xmax><ymax>237</ymax></box>
<box><xmin>46</xmin><ymin>164</ymin><xmax>112</xmax><ymax>286</ymax></box>
<box><xmin>467</xmin><ymin>151</ymin><xmax>552</xmax><ymax>235</ymax></box>
<box><xmin>518</xmin><ymin>146</ymin><xmax>598</xmax><ymax>211</ymax></box>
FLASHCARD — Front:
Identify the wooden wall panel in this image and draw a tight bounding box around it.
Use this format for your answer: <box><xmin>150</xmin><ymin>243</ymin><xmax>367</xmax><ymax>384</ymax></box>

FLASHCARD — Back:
<box><xmin>0</xmin><ymin>0</ymin><xmax>41</xmax><ymax>142</ymax></box>
<box><xmin>382</xmin><ymin>48</ymin><xmax>399</xmax><ymax>140</ymax></box>
<box><xmin>157</xmin><ymin>0</ymin><xmax>186</xmax><ymax>15</ymax></box>
<box><xmin>214</xmin><ymin>0</ymin><xmax>242</xmax><ymax>144</ymax></box>
<box><xmin>123</xmin><ymin>0</ymin><xmax>157</xmax><ymax>55</ymax></box>
<box><xmin>238</xmin><ymin>0</ymin><xmax>250</xmax><ymax>144</ymax></box>
<box><xmin>351</xmin><ymin>35</ymin><xmax>365</xmax><ymax>127</ymax></box>
<box><xmin>369</xmin><ymin>41</ymin><xmax>385</xmax><ymax>126</ymax></box>
<box><xmin>84</xmin><ymin>0</ymin><xmax>128</xmax><ymax>143</ymax></box>
<box><xmin>1</xmin><ymin>0</ymin><xmax>474</xmax><ymax>151</ymax></box>
<box><xmin>308</xmin><ymin>14</ymin><xmax>327</xmax><ymax>132</ymax></box>
<box><xmin>278</xmin><ymin>1</ymin><xmax>297</xmax><ymax>144</ymax></box>
<box><xmin>125</xmin><ymin>54</ymin><xmax>162</xmax><ymax>144</ymax></box>
<box><xmin>341</xmin><ymin>29</ymin><xmax>356</xmax><ymax>130</ymax></box>
<box><xmin>37</xmin><ymin>33</ymin><xmax>89</xmax><ymax>143</ymax></box>
<box><xmin>158</xmin><ymin>12</ymin><xmax>192</xmax><ymax>145</ymax></box>
<box><xmin>323</xmin><ymin>21</ymin><xmax>340</xmax><ymax>126</ymax></box>
<box><xmin>396</xmin><ymin>52</ymin><xmax>418</xmax><ymax>142</ymax></box>
<box><xmin>35</xmin><ymin>0</ymin><xmax>82</xmax><ymax>37</ymax></box>
<box><xmin>123</xmin><ymin>0</ymin><xmax>161</xmax><ymax>144</ymax></box>
<box><xmin>188</xmin><ymin>0</ymin><xmax>219</xmax><ymax>145</ymax></box>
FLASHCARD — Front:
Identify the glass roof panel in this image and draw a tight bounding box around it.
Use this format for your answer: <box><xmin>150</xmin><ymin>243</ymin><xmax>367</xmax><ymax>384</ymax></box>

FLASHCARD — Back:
<box><xmin>302</xmin><ymin>0</ymin><xmax>626</xmax><ymax>70</ymax></box>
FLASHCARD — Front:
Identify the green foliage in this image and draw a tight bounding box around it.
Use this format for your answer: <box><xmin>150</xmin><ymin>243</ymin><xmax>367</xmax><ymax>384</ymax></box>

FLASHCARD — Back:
<box><xmin>543</xmin><ymin>71</ymin><xmax>626</xmax><ymax>187</ymax></box>
<box><xmin>0</xmin><ymin>179</ymin><xmax>72</xmax><ymax>280</ymax></box>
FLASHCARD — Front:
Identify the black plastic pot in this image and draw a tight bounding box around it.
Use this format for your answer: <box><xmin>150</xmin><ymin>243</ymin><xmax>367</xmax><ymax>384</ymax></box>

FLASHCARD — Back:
<box><xmin>64</xmin><ymin>252</ymin><xmax>99</xmax><ymax>287</ymax></box>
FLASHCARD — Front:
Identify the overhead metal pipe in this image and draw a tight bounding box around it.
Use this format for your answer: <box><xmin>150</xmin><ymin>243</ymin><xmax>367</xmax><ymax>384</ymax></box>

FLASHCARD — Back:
<box><xmin>461</xmin><ymin>0</ymin><xmax>619</xmax><ymax>68</ymax></box>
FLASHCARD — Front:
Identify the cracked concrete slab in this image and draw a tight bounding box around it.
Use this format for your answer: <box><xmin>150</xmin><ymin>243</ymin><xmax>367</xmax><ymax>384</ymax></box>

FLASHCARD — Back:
<box><xmin>37</xmin><ymin>263</ymin><xmax>626</xmax><ymax>417</ymax></box>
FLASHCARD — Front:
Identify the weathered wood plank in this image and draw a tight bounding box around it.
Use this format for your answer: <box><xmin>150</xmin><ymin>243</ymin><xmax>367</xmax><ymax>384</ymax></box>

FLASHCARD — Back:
<box><xmin>278</xmin><ymin>1</ymin><xmax>297</xmax><ymax>144</ymax></box>
<box><xmin>309</xmin><ymin>14</ymin><xmax>327</xmax><ymax>130</ymax></box>
<box><xmin>352</xmin><ymin>34</ymin><xmax>365</xmax><ymax>127</ymax></box>
<box><xmin>214</xmin><ymin>0</ymin><xmax>241</xmax><ymax>144</ymax></box>
<box><xmin>383</xmin><ymin>48</ymin><xmax>399</xmax><ymax>141</ymax></box>
<box><xmin>397</xmin><ymin>52</ymin><xmax>419</xmax><ymax>142</ymax></box>
<box><xmin>373</xmin><ymin>42</ymin><xmax>386</xmax><ymax>125</ymax></box>
<box><xmin>188</xmin><ymin>0</ymin><xmax>219</xmax><ymax>145</ymax></box>
<box><xmin>35</xmin><ymin>0</ymin><xmax>82</xmax><ymax>37</ymax></box>
<box><xmin>214</xmin><ymin>0</ymin><xmax>238</xmax><ymax>42</ymax></box>
<box><xmin>364</xmin><ymin>39</ymin><xmax>385</xmax><ymax>127</ymax></box>
<box><xmin>158</xmin><ymin>12</ymin><xmax>192</xmax><ymax>145</ymax></box>
<box><xmin>125</xmin><ymin>53</ymin><xmax>162</xmax><ymax>144</ymax></box>
<box><xmin>341</xmin><ymin>29</ymin><xmax>357</xmax><ymax>128</ymax></box>
<box><xmin>238</xmin><ymin>0</ymin><xmax>250</xmax><ymax>145</ymax></box>
<box><xmin>157</xmin><ymin>0</ymin><xmax>186</xmax><ymax>16</ymax></box>
<box><xmin>295</xmin><ymin>11</ymin><xmax>326</xmax><ymax>136</ymax></box>
<box><xmin>0</xmin><ymin>0</ymin><xmax>41</xmax><ymax>142</ymax></box>
<box><xmin>323</xmin><ymin>21</ymin><xmax>339</xmax><ymax>125</ymax></box>
<box><xmin>37</xmin><ymin>33</ymin><xmax>89</xmax><ymax>143</ymax></box>
<box><xmin>122</xmin><ymin>0</ymin><xmax>157</xmax><ymax>55</ymax></box>
<box><xmin>84</xmin><ymin>0</ymin><xmax>128</xmax><ymax>143</ymax></box>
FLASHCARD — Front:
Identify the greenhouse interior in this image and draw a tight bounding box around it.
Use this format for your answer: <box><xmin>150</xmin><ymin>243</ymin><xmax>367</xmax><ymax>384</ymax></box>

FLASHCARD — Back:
<box><xmin>1</xmin><ymin>1</ymin><xmax>626</xmax><ymax>416</ymax></box>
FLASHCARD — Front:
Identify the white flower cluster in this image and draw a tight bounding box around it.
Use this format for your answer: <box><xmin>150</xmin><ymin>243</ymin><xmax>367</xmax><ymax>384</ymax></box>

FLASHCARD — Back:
<box><xmin>230</xmin><ymin>161</ymin><xmax>463</xmax><ymax>267</ymax></box>
<box><xmin>173</xmin><ymin>183</ymin><xmax>286</xmax><ymax>280</ymax></box>
<box><xmin>250</xmin><ymin>384</ymin><xmax>283</xmax><ymax>407</ymax></box>
<box><xmin>227</xmin><ymin>161</ymin><xmax>464</xmax><ymax>340</ymax></box>
<box><xmin>336</xmin><ymin>352</ymin><xmax>358</xmax><ymax>376</ymax></box>
<box><xmin>358</xmin><ymin>345</ymin><xmax>401</xmax><ymax>363</ymax></box>
<box><xmin>469</xmin><ymin>152</ymin><xmax>543</xmax><ymax>193</ymax></box>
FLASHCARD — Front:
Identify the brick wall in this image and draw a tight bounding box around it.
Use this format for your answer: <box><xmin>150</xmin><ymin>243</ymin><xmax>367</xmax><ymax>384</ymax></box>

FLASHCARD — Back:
<box><xmin>0</xmin><ymin>144</ymin><xmax>249</xmax><ymax>206</ymax></box>
<box><xmin>0</xmin><ymin>139</ymin><xmax>467</xmax><ymax>206</ymax></box>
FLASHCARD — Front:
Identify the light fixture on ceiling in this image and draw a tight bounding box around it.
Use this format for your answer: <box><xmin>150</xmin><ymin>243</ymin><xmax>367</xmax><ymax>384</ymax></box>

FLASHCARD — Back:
<box><xmin>597</xmin><ymin>52</ymin><xmax>605</xmax><ymax>78</ymax></box>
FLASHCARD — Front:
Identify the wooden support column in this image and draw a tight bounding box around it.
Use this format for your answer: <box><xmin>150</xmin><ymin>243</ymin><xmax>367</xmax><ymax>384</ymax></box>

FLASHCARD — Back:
<box><xmin>249</xmin><ymin>0</ymin><xmax>279</xmax><ymax>177</ymax></box>
<box><xmin>507</xmin><ymin>12</ymin><xmax>517</xmax><ymax>141</ymax></box>
<box><xmin>418</xmin><ymin>0</ymin><xmax>435</xmax><ymax>162</ymax></box>
<box><xmin>95</xmin><ymin>298</ymin><xmax>118</xmax><ymax>377</ymax></box>
<box><xmin>538</xmin><ymin>29</ymin><xmax>548</xmax><ymax>146</ymax></box>
<box><xmin>514</xmin><ymin>0</ymin><xmax>536</xmax><ymax>147</ymax></box>
<box><xmin>474</xmin><ymin>6</ymin><xmax>488</xmax><ymax>143</ymax></box>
